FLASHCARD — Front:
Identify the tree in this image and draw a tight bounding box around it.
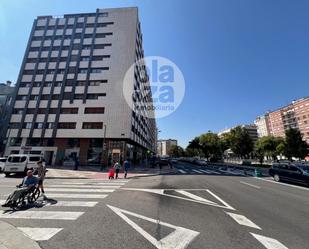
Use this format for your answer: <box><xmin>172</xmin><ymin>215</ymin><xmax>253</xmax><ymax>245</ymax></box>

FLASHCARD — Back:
<box><xmin>169</xmin><ymin>145</ymin><xmax>185</xmax><ymax>157</ymax></box>
<box><xmin>254</xmin><ymin>136</ymin><xmax>284</xmax><ymax>163</ymax></box>
<box><xmin>228</xmin><ymin>126</ymin><xmax>254</xmax><ymax>158</ymax></box>
<box><xmin>199</xmin><ymin>132</ymin><xmax>222</xmax><ymax>161</ymax></box>
<box><xmin>284</xmin><ymin>129</ymin><xmax>308</xmax><ymax>160</ymax></box>
<box><xmin>186</xmin><ymin>137</ymin><xmax>202</xmax><ymax>157</ymax></box>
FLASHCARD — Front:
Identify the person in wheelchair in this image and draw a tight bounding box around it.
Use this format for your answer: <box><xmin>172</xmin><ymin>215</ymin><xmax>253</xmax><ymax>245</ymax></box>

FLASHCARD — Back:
<box><xmin>2</xmin><ymin>170</ymin><xmax>38</xmax><ymax>207</ymax></box>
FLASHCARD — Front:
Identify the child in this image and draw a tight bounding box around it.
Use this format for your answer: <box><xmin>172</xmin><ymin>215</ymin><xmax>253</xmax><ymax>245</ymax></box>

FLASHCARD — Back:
<box><xmin>108</xmin><ymin>168</ymin><xmax>115</xmax><ymax>179</ymax></box>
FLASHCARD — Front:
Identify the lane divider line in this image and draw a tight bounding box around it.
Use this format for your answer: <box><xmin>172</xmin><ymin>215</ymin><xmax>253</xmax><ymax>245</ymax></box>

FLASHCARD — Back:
<box><xmin>239</xmin><ymin>181</ymin><xmax>261</xmax><ymax>189</ymax></box>
<box><xmin>254</xmin><ymin>177</ymin><xmax>309</xmax><ymax>192</ymax></box>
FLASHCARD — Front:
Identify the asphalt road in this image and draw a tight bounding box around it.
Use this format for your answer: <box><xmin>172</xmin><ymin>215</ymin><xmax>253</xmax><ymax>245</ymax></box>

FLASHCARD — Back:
<box><xmin>0</xmin><ymin>162</ymin><xmax>308</xmax><ymax>249</ymax></box>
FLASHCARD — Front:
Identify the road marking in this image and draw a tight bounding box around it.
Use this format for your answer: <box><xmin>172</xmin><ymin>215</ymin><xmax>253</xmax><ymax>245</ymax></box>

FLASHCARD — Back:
<box><xmin>18</xmin><ymin>227</ymin><xmax>62</xmax><ymax>241</ymax></box>
<box><xmin>175</xmin><ymin>190</ymin><xmax>217</xmax><ymax>205</ymax></box>
<box><xmin>0</xmin><ymin>200</ymin><xmax>98</xmax><ymax>207</ymax></box>
<box><xmin>178</xmin><ymin>169</ymin><xmax>187</xmax><ymax>174</ymax></box>
<box><xmin>45</xmin><ymin>188</ymin><xmax>114</xmax><ymax>193</ymax></box>
<box><xmin>240</xmin><ymin>181</ymin><xmax>261</xmax><ymax>189</ymax></box>
<box><xmin>55</xmin><ymin>182</ymin><xmax>127</xmax><ymax>185</ymax></box>
<box><xmin>45</xmin><ymin>185</ymin><xmax>121</xmax><ymax>189</ymax></box>
<box><xmin>200</xmin><ymin>169</ymin><xmax>220</xmax><ymax>174</ymax></box>
<box><xmin>121</xmin><ymin>188</ymin><xmax>235</xmax><ymax>210</ymax></box>
<box><xmin>192</xmin><ymin>169</ymin><xmax>203</xmax><ymax>174</ymax></box>
<box><xmin>254</xmin><ymin>177</ymin><xmax>309</xmax><ymax>191</ymax></box>
<box><xmin>206</xmin><ymin>189</ymin><xmax>235</xmax><ymax>210</ymax></box>
<box><xmin>251</xmin><ymin>233</ymin><xmax>289</xmax><ymax>249</ymax></box>
<box><xmin>0</xmin><ymin>210</ymin><xmax>84</xmax><ymax>220</ymax></box>
<box><xmin>107</xmin><ymin>205</ymin><xmax>199</xmax><ymax>249</ymax></box>
<box><xmin>46</xmin><ymin>193</ymin><xmax>108</xmax><ymax>199</ymax></box>
<box><xmin>226</xmin><ymin>212</ymin><xmax>261</xmax><ymax>230</ymax></box>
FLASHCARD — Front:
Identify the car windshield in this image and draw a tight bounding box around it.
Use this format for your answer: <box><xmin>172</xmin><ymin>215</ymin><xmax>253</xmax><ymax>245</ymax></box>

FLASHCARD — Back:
<box><xmin>298</xmin><ymin>165</ymin><xmax>309</xmax><ymax>173</ymax></box>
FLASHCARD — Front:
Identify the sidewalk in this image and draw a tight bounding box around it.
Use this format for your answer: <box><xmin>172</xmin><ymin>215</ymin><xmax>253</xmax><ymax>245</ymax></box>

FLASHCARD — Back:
<box><xmin>46</xmin><ymin>165</ymin><xmax>176</xmax><ymax>179</ymax></box>
<box><xmin>0</xmin><ymin>221</ymin><xmax>41</xmax><ymax>249</ymax></box>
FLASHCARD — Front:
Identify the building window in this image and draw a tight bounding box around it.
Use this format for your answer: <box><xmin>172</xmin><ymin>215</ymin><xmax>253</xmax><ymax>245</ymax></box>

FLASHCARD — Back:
<box><xmin>98</xmin><ymin>12</ymin><xmax>108</xmax><ymax>17</ymax></box>
<box><xmin>23</xmin><ymin>70</ymin><xmax>35</xmax><ymax>75</ymax></box>
<box><xmin>76</xmin><ymin>81</ymin><xmax>86</xmax><ymax>86</ymax></box>
<box><xmin>81</xmin><ymin>57</ymin><xmax>90</xmax><ymax>61</ymax></box>
<box><xmin>30</xmin><ymin>95</ymin><xmax>38</xmax><ymax>100</ymax></box>
<box><xmin>86</xmin><ymin>93</ymin><xmax>106</xmax><ymax>99</ymax></box>
<box><xmin>9</xmin><ymin>123</ymin><xmax>20</xmax><ymax>129</ymax></box>
<box><xmin>94</xmin><ymin>44</ymin><xmax>112</xmax><ymax>49</ymax></box>
<box><xmin>60</xmin><ymin>108</ymin><xmax>78</xmax><ymax>114</ymax></box>
<box><xmin>13</xmin><ymin>109</ymin><xmax>24</xmax><ymax>114</ymax></box>
<box><xmin>23</xmin><ymin>123</ymin><xmax>32</xmax><ymax>129</ymax></box>
<box><xmin>82</xmin><ymin>122</ymin><xmax>103</xmax><ymax>129</ymax></box>
<box><xmin>84</xmin><ymin>107</ymin><xmax>105</xmax><ymax>114</ymax></box>
<box><xmin>95</xmin><ymin>33</ymin><xmax>112</xmax><ymax>38</ymax></box>
<box><xmin>82</xmin><ymin>45</ymin><xmax>91</xmax><ymax>50</ymax></box>
<box><xmin>35</xmin><ymin>123</ymin><xmax>44</xmax><ymax>129</ymax></box>
<box><xmin>41</xmin><ymin>95</ymin><xmax>49</xmax><ymax>100</ymax></box>
<box><xmin>26</xmin><ymin>109</ymin><xmax>36</xmax><ymax>114</ymax></box>
<box><xmin>52</xmin><ymin>95</ymin><xmax>60</xmax><ymax>100</ymax></box>
<box><xmin>57</xmin><ymin>122</ymin><xmax>76</xmax><ymax>129</ymax></box>
<box><xmin>46</xmin><ymin>123</ymin><xmax>54</xmax><ymax>129</ymax></box>
<box><xmin>74</xmin><ymin>94</ymin><xmax>84</xmax><ymax>99</ymax></box>
<box><xmin>97</xmin><ymin>22</ymin><xmax>114</xmax><ymax>27</ymax></box>
<box><xmin>79</xmin><ymin>69</ymin><xmax>88</xmax><ymax>74</ymax></box>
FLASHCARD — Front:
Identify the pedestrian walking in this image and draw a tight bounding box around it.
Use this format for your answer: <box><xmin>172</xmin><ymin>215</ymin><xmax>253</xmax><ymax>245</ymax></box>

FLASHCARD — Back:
<box><xmin>37</xmin><ymin>160</ymin><xmax>47</xmax><ymax>199</ymax></box>
<box><xmin>113</xmin><ymin>161</ymin><xmax>121</xmax><ymax>179</ymax></box>
<box><xmin>74</xmin><ymin>156</ymin><xmax>79</xmax><ymax>170</ymax></box>
<box><xmin>123</xmin><ymin>160</ymin><xmax>130</xmax><ymax>179</ymax></box>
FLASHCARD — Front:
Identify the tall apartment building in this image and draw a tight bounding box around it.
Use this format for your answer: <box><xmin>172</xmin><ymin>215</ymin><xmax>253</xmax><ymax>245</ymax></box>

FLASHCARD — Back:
<box><xmin>5</xmin><ymin>7</ymin><xmax>157</xmax><ymax>166</ymax></box>
<box><xmin>218</xmin><ymin>124</ymin><xmax>258</xmax><ymax>143</ymax></box>
<box><xmin>254</xmin><ymin>114</ymin><xmax>270</xmax><ymax>138</ymax></box>
<box><xmin>157</xmin><ymin>139</ymin><xmax>178</xmax><ymax>157</ymax></box>
<box><xmin>264</xmin><ymin>97</ymin><xmax>309</xmax><ymax>143</ymax></box>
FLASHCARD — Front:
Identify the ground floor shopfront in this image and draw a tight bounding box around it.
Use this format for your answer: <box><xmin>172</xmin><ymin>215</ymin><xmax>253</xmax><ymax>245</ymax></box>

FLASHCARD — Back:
<box><xmin>5</xmin><ymin>137</ymin><xmax>153</xmax><ymax>167</ymax></box>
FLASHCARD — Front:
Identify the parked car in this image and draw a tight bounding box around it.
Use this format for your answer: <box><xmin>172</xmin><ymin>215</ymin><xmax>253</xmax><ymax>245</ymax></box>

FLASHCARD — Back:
<box><xmin>193</xmin><ymin>159</ymin><xmax>207</xmax><ymax>166</ymax></box>
<box><xmin>3</xmin><ymin>154</ymin><xmax>43</xmax><ymax>177</ymax></box>
<box><xmin>269</xmin><ymin>163</ymin><xmax>309</xmax><ymax>186</ymax></box>
<box><xmin>0</xmin><ymin>157</ymin><xmax>7</xmax><ymax>172</ymax></box>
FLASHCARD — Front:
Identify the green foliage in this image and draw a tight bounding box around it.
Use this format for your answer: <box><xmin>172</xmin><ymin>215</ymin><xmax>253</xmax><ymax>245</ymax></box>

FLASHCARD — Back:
<box><xmin>254</xmin><ymin>136</ymin><xmax>285</xmax><ymax>163</ymax></box>
<box><xmin>226</xmin><ymin>126</ymin><xmax>254</xmax><ymax>158</ymax></box>
<box><xmin>284</xmin><ymin>128</ymin><xmax>308</xmax><ymax>160</ymax></box>
<box><xmin>169</xmin><ymin>145</ymin><xmax>185</xmax><ymax>157</ymax></box>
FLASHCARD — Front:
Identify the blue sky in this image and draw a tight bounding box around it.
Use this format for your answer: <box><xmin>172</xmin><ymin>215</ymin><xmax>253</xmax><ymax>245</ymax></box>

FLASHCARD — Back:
<box><xmin>1</xmin><ymin>0</ymin><xmax>309</xmax><ymax>147</ymax></box>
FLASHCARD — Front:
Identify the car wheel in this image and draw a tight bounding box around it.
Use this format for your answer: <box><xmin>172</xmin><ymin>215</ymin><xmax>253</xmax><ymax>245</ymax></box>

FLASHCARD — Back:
<box><xmin>274</xmin><ymin>174</ymin><xmax>280</xmax><ymax>182</ymax></box>
<box><xmin>4</xmin><ymin>173</ymin><xmax>10</xmax><ymax>177</ymax></box>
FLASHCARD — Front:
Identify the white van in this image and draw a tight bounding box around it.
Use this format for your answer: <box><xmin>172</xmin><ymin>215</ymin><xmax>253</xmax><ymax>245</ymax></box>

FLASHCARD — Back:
<box><xmin>3</xmin><ymin>154</ymin><xmax>43</xmax><ymax>177</ymax></box>
<box><xmin>0</xmin><ymin>157</ymin><xmax>7</xmax><ymax>172</ymax></box>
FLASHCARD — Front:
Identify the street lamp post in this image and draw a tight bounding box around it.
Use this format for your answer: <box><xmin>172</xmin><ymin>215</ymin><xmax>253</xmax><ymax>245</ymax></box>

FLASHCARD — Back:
<box><xmin>101</xmin><ymin>124</ymin><xmax>107</xmax><ymax>171</ymax></box>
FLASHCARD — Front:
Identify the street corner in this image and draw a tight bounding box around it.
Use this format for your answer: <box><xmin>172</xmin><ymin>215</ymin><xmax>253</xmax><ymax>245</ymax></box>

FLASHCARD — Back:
<box><xmin>0</xmin><ymin>220</ymin><xmax>42</xmax><ymax>249</ymax></box>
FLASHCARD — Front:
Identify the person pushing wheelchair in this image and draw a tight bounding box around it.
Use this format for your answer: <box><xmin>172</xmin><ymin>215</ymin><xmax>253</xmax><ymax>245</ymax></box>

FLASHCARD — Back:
<box><xmin>2</xmin><ymin>170</ymin><xmax>38</xmax><ymax>207</ymax></box>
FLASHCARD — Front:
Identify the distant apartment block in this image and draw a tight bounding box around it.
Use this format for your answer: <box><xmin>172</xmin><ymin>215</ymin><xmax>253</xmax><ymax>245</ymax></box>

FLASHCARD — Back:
<box><xmin>0</xmin><ymin>81</ymin><xmax>15</xmax><ymax>155</ymax></box>
<box><xmin>157</xmin><ymin>139</ymin><xmax>177</xmax><ymax>157</ymax></box>
<box><xmin>259</xmin><ymin>97</ymin><xmax>309</xmax><ymax>143</ymax></box>
<box><xmin>5</xmin><ymin>7</ymin><xmax>157</xmax><ymax>166</ymax></box>
<box><xmin>218</xmin><ymin>124</ymin><xmax>258</xmax><ymax>143</ymax></box>
<box><xmin>254</xmin><ymin>115</ymin><xmax>270</xmax><ymax>138</ymax></box>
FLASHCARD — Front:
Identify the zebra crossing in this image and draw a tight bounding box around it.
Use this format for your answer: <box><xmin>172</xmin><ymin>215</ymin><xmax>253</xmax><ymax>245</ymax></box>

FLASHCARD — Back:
<box><xmin>177</xmin><ymin>168</ymin><xmax>247</xmax><ymax>176</ymax></box>
<box><xmin>0</xmin><ymin>178</ymin><xmax>130</xmax><ymax>241</ymax></box>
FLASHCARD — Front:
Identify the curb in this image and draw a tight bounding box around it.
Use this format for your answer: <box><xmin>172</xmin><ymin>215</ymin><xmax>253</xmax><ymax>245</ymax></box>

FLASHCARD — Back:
<box><xmin>0</xmin><ymin>220</ymin><xmax>41</xmax><ymax>249</ymax></box>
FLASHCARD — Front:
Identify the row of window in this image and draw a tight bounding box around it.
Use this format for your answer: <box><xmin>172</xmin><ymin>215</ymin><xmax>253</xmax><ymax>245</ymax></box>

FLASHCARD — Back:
<box><xmin>23</xmin><ymin>67</ymin><xmax>109</xmax><ymax>75</ymax></box>
<box><xmin>20</xmin><ymin>80</ymin><xmax>107</xmax><ymax>88</ymax></box>
<box><xmin>13</xmin><ymin>107</ymin><xmax>105</xmax><ymax>115</ymax></box>
<box><xmin>32</xmin><ymin>32</ymin><xmax>113</xmax><ymax>41</ymax></box>
<box><xmin>26</xmin><ymin>55</ymin><xmax>110</xmax><ymax>63</ymax></box>
<box><xmin>10</xmin><ymin>122</ymin><xmax>104</xmax><ymax>130</ymax></box>
<box><xmin>16</xmin><ymin>93</ymin><xmax>106</xmax><ymax>101</ymax></box>
<box><xmin>35</xmin><ymin>22</ymin><xmax>114</xmax><ymax>31</ymax></box>
<box><xmin>29</xmin><ymin>43</ymin><xmax>112</xmax><ymax>52</ymax></box>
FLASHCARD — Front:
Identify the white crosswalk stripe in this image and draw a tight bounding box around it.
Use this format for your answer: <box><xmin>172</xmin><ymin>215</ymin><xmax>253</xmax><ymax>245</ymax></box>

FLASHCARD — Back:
<box><xmin>178</xmin><ymin>169</ymin><xmax>187</xmax><ymax>174</ymax></box>
<box><xmin>0</xmin><ymin>178</ymin><xmax>130</xmax><ymax>241</ymax></box>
